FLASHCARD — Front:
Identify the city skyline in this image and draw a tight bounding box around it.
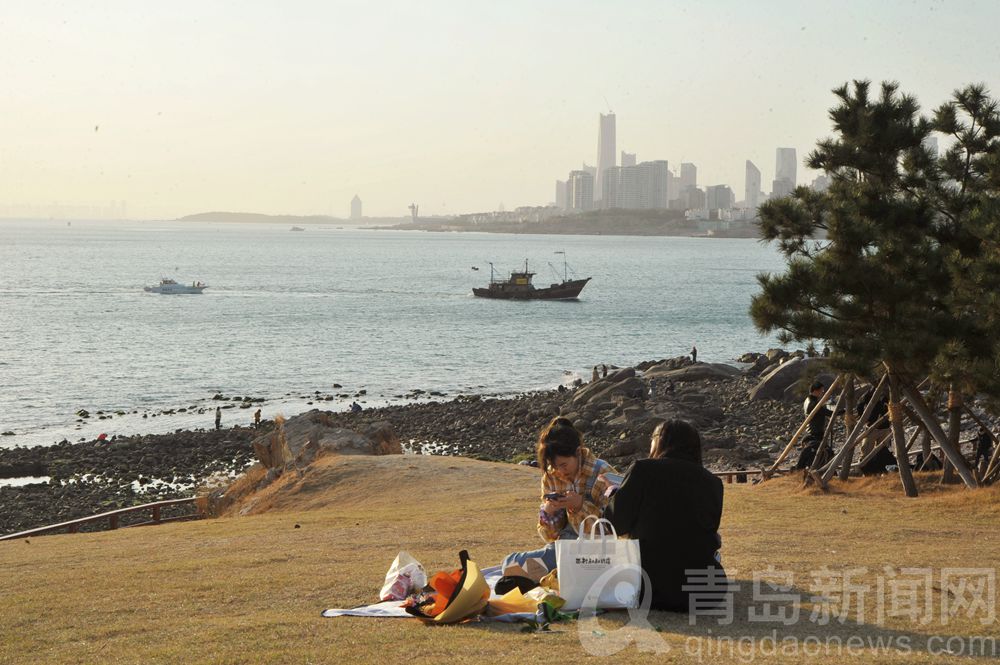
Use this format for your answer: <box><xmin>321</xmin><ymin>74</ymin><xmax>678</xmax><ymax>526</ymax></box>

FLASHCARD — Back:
<box><xmin>2</xmin><ymin>1</ymin><xmax>999</xmax><ymax>218</ymax></box>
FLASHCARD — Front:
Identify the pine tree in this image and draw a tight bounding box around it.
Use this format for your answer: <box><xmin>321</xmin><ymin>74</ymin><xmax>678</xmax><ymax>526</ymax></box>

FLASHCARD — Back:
<box><xmin>752</xmin><ymin>80</ymin><xmax>988</xmax><ymax>495</ymax></box>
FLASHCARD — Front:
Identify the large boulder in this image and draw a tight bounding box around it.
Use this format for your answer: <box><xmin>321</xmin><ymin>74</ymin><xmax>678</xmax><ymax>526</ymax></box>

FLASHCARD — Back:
<box><xmin>572</xmin><ymin>368</ymin><xmax>637</xmax><ymax>405</ymax></box>
<box><xmin>251</xmin><ymin>410</ymin><xmax>401</xmax><ymax>469</ymax></box>
<box><xmin>645</xmin><ymin>363</ymin><xmax>741</xmax><ymax>382</ymax></box>
<box><xmin>748</xmin><ymin>357</ymin><xmax>831</xmax><ymax>402</ymax></box>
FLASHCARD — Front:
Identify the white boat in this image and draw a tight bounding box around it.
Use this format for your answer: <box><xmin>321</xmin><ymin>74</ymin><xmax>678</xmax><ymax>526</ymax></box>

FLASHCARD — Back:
<box><xmin>144</xmin><ymin>278</ymin><xmax>207</xmax><ymax>294</ymax></box>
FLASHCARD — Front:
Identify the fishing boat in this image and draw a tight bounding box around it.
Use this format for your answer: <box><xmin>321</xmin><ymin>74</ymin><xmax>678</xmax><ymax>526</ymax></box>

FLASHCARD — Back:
<box><xmin>143</xmin><ymin>278</ymin><xmax>207</xmax><ymax>294</ymax></box>
<box><xmin>472</xmin><ymin>253</ymin><xmax>590</xmax><ymax>300</ymax></box>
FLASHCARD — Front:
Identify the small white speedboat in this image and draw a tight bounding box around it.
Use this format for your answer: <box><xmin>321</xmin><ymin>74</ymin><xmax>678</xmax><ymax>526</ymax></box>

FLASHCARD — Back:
<box><xmin>144</xmin><ymin>278</ymin><xmax>207</xmax><ymax>294</ymax></box>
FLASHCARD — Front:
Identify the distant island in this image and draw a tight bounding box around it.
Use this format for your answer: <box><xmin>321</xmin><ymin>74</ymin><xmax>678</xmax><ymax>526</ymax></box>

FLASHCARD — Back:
<box><xmin>176</xmin><ymin>211</ymin><xmax>410</xmax><ymax>226</ymax></box>
<box><xmin>374</xmin><ymin>209</ymin><xmax>761</xmax><ymax>238</ymax></box>
<box><xmin>177</xmin><ymin>209</ymin><xmax>761</xmax><ymax>238</ymax></box>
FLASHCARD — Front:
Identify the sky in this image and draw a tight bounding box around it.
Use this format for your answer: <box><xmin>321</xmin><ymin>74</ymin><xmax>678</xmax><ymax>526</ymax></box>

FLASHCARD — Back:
<box><xmin>2</xmin><ymin>0</ymin><xmax>999</xmax><ymax>219</ymax></box>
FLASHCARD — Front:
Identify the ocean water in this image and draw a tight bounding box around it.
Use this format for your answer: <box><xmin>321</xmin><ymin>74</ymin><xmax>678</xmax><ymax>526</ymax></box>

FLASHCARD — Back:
<box><xmin>0</xmin><ymin>220</ymin><xmax>786</xmax><ymax>448</ymax></box>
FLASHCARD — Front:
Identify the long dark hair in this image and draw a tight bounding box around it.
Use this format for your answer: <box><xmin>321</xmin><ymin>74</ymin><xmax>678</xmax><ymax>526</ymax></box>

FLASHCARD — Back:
<box><xmin>536</xmin><ymin>417</ymin><xmax>583</xmax><ymax>471</ymax></box>
<box><xmin>649</xmin><ymin>419</ymin><xmax>702</xmax><ymax>466</ymax></box>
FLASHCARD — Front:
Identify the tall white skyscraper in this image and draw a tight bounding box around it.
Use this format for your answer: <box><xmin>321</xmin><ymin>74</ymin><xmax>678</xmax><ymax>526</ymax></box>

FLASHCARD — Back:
<box><xmin>923</xmin><ymin>135</ymin><xmax>939</xmax><ymax>158</ymax></box>
<box><xmin>568</xmin><ymin>170</ymin><xmax>594</xmax><ymax>211</ymax></box>
<box><xmin>602</xmin><ymin>166</ymin><xmax>621</xmax><ymax>209</ymax></box>
<box><xmin>350</xmin><ymin>195</ymin><xmax>362</xmax><ymax>220</ymax></box>
<box><xmin>620</xmin><ymin>151</ymin><xmax>636</xmax><ymax>167</ymax></box>
<box><xmin>555</xmin><ymin>180</ymin><xmax>567</xmax><ymax>209</ymax></box>
<box><xmin>776</xmin><ymin>148</ymin><xmax>797</xmax><ymax>183</ymax></box>
<box><xmin>745</xmin><ymin>160</ymin><xmax>761</xmax><ymax>212</ymax></box>
<box><xmin>596</xmin><ymin>113</ymin><xmax>616</xmax><ymax>202</ymax></box>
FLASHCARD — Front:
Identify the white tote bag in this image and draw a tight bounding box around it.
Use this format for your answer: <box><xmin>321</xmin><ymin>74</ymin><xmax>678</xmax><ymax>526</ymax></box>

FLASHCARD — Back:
<box><xmin>555</xmin><ymin>517</ymin><xmax>641</xmax><ymax>610</ymax></box>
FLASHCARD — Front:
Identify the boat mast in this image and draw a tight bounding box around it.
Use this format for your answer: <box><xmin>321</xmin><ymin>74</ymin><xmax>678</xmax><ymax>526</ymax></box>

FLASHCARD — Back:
<box><xmin>554</xmin><ymin>250</ymin><xmax>567</xmax><ymax>282</ymax></box>
<box><xmin>489</xmin><ymin>262</ymin><xmax>495</xmax><ymax>284</ymax></box>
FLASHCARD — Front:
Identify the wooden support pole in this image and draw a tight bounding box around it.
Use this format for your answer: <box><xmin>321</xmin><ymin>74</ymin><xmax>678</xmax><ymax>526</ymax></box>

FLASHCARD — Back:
<box><xmin>887</xmin><ymin>368</ymin><xmax>918</xmax><ymax>497</ymax></box>
<box><xmin>900</xmin><ymin>381</ymin><xmax>978</xmax><ymax>488</ymax></box>
<box><xmin>763</xmin><ymin>375</ymin><xmax>843</xmax><ymax>478</ymax></box>
<box><xmin>810</xmin><ymin>385</ymin><xmax>847</xmax><ymax>471</ymax></box>
<box><xmin>821</xmin><ymin>374</ymin><xmax>888</xmax><ymax>483</ymax></box>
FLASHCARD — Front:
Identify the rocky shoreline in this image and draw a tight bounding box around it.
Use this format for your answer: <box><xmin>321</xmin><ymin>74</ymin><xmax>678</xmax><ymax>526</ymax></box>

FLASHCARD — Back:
<box><xmin>0</xmin><ymin>350</ymin><xmax>828</xmax><ymax>536</ymax></box>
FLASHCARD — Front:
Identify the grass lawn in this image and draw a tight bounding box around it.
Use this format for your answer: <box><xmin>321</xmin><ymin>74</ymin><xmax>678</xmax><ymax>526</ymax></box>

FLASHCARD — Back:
<box><xmin>2</xmin><ymin>454</ymin><xmax>998</xmax><ymax>664</ymax></box>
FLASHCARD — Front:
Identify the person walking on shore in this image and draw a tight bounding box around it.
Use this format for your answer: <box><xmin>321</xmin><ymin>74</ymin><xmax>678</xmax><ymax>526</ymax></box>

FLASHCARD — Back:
<box><xmin>215</xmin><ymin>406</ymin><xmax>222</xmax><ymax>431</ymax></box>
<box><xmin>253</xmin><ymin>408</ymin><xmax>261</xmax><ymax>429</ymax></box>
<box><xmin>691</xmin><ymin>346</ymin><xmax>698</xmax><ymax>363</ymax></box>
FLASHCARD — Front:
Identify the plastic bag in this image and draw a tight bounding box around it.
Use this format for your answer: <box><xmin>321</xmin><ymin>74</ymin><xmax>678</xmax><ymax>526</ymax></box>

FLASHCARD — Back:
<box><xmin>379</xmin><ymin>551</ymin><xmax>428</xmax><ymax>601</ymax></box>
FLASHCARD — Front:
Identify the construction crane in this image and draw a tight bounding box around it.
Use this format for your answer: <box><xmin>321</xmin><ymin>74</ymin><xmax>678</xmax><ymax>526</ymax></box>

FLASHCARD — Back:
<box><xmin>603</xmin><ymin>95</ymin><xmax>613</xmax><ymax>114</ymax></box>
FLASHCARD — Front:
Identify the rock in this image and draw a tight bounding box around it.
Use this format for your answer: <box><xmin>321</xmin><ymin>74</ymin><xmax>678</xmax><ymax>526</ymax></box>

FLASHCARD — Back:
<box><xmin>765</xmin><ymin>348</ymin><xmax>788</xmax><ymax>362</ymax></box>
<box><xmin>645</xmin><ymin>363</ymin><xmax>741</xmax><ymax>382</ymax></box>
<box><xmin>571</xmin><ymin>368</ymin><xmax>636</xmax><ymax>405</ymax></box>
<box><xmin>748</xmin><ymin>357</ymin><xmax>830</xmax><ymax>402</ymax></box>
<box><xmin>579</xmin><ymin>376</ymin><xmax>645</xmax><ymax>407</ymax></box>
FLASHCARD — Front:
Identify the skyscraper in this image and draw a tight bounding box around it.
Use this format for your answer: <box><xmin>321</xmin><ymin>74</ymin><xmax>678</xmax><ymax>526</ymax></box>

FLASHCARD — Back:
<box><xmin>567</xmin><ymin>170</ymin><xmax>594</xmax><ymax>211</ymax></box>
<box><xmin>706</xmin><ymin>185</ymin><xmax>734</xmax><ymax>211</ymax></box>
<box><xmin>350</xmin><ymin>195</ymin><xmax>362</xmax><ymax>220</ymax></box>
<box><xmin>620</xmin><ymin>151</ymin><xmax>636</xmax><ymax>167</ymax></box>
<box><xmin>555</xmin><ymin>180</ymin><xmax>567</xmax><ymax>209</ymax></box>
<box><xmin>745</xmin><ymin>160</ymin><xmax>761</xmax><ymax>212</ymax></box>
<box><xmin>602</xmin><ymin>166</ymin><xmax>621</xmax><ymax>209</ymax></box>
<box><xmin>680</xmin><ymin>163</ymin><xmax>697</xmax><ymax>191</ymax></box>
<box><xmin>596</xmin><ymin>113</ymin><xmax>616</xmax><ymax>202</ymax></box>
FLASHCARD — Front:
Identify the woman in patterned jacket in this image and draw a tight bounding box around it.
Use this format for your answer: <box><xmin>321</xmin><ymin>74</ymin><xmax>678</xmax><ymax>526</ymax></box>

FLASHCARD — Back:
<box><xmin>500</xmin><ymin>417</ymin><xmax>616</xmax><ymax>576</ymax></box>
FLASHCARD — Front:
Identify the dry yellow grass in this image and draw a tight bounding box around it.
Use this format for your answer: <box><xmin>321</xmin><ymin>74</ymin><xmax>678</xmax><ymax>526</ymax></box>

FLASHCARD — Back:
<box><xmin>1</xmin><ymin>455</ymin><xmax>998</xmax><ymax>664</ymax></box>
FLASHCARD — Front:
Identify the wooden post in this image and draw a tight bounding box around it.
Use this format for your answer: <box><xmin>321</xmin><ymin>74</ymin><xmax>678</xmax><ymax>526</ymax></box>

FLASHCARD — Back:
<box><xmin>763</xmin><ymin>375</ymin><xmax>843</xmax><ymax>478</ymax></box>
<box><xmin>810</xmin><ymin>385</ymin><xmax>846</xmax><ymax>471</ymax></box>
<box><xmin>900</xmin><ymin>381</ymin><xmax>978</xmax><ymax>488</ymax></box>
<box><xmin>941</xmin><ymin>385</ymin><xmax>962</xmax><ymax>484</ymax></box>
<box><xmin>822</xmin><ymin>375</ymin><xmax>888</xmax><ymax>483</ymax></box>
<box><xmin>843</xmin><ymin>376</ymin><xmax>857</xmax><ymax>447</ymax></box>
<box><xmin>153</xmin><ymin>506</ymin><xmax>161</xmax><ymax>523</ymax></box>
<box><xmin>886</xmin><ymin>368</ymin><xmax>918</xmax><ymax>497</ymax></box>
<box><xmin>109</xmin><ymin>515</ymin><xmax>119</xmax><ymax>530</ymax></box>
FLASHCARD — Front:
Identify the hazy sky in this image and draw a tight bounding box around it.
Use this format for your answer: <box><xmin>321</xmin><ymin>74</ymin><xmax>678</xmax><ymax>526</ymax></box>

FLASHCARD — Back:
<box><xmin>3</xmin><ymin>0</ymin><xmax>999</xmax><ymax>218</ymax></box>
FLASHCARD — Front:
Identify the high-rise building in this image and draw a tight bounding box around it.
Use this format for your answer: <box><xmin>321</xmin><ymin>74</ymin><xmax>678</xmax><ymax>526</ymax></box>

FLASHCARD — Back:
<box><xmin>621</xmin><ymin>151</ymin><xmax>636</xmax><ymax>167</ymax></box>
<box><xmin>555</xmin><ymin>180</ymin><xmax>568</xmax><ymax>209</ymax></box>
<box><xmin>811</xmin><ymin>174</ymin><xmax>831</xmax><ymax>192</ymax></box>
<box><xmin>745</xmin><ymin>161</ymin><xmax>761</xmax><ymax>212</ymax></box>
<box><xmin>596</xmin><ymin>113</ymin><xmax>616</xmax><ymax>202</ymax></box>
<box><xmin>350</xmin><ymin>195</ymin><xmax>362</xmax><ymax>220</ymax></box>
<box><xmin>582</xmin><ymin>163</ymin><xmax>597</xmax><ymax>181</ymax></box>
<box><xmin>771</xmin><ymin>178</ymin><xmax>794</xmax><ymax>199</ymax></box>
<box><xmin>680</xmin><ymin>163</ymin><xmax>697</xmax><ymax>191</ymax></box>
<box><xmin>706</xmin><ymin>185</ymin><xmax>735</xmax><ymax>211</ymax></box>
<box><xmin>774</xmin><ymin>147</ymin><xmax>797</xmax><ymax>196</ymax></box>
<box><xmin>602</xmin><ymin>166</ymin><xmax>621</xmax><ymax>209</ymax></box>
<box><xmin>568</xmin><ymin>170</ymin><xmax>594</xmax><ymax>211</ymax></box>
<box><xmin>611</xmin><ymin>161</ymin><xmax>669</xmax><ymax>210</ymax></box>
<box><xmin>645</xmin><ymin>160</ymin><xmax>669</xmax><ymax>209</ymax></box>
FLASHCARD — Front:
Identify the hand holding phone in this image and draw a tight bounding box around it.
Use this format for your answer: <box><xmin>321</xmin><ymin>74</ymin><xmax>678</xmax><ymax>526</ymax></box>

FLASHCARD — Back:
<box><xmin>543</xmin><ymin>492</ymin><xmax>566</xmax><ymax>501</ymax></box>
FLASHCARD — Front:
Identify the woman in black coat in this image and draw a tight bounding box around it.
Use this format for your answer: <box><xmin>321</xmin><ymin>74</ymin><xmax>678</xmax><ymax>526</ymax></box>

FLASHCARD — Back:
<box><xmin>603</xmin><ymin>419</ymin><xmax>727</xmax><ymax>611</ymax></box>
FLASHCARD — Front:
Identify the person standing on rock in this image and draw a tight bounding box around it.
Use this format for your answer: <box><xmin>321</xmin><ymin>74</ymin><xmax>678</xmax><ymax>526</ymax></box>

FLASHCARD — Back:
<box><xmin>691</xmin><ymin>346</ymin><xmax>698</xmax><ymax>363</ymax></box>
<box><xmin>253</xmin><ymin>408</ymin><xmax>261</xmax><ymax>429</ymax></box>
<box><xmin>499</xmin><ymin>417</ymin><xmax>617</xmax><ymax>576</ymax></box>
<box><xmin>592</xmin><ymin>366</ymin><xmax>599</xmax><ymax>383</ymax></box>
<box><xmin>602</xmin><ymin>364</ymin><xmax>608</xmax><ymax>378</ymax></box>
<box><xmin>215</xmin><ymin>406</ymin><xmax>222</xmax><ymax>431</ymax></box>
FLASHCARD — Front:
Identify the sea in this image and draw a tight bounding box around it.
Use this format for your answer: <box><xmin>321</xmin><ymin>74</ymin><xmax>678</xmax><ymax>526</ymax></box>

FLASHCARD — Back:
<box><xmin>0</xmin><ymin>219</ymin><xmax>787</xmax><ymax>449</ymax></box>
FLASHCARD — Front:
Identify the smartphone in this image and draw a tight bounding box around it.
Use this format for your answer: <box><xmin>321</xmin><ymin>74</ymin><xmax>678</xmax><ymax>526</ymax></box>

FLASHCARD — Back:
<box><xmin>603</xmin><ymin>472</ymin><xmax>624</xmax><ymax>485</ymax></box>
<box><xmin>543</xmin><ymin>492</ymin><xmax>565</xmax><ymax>501</ymax></box>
